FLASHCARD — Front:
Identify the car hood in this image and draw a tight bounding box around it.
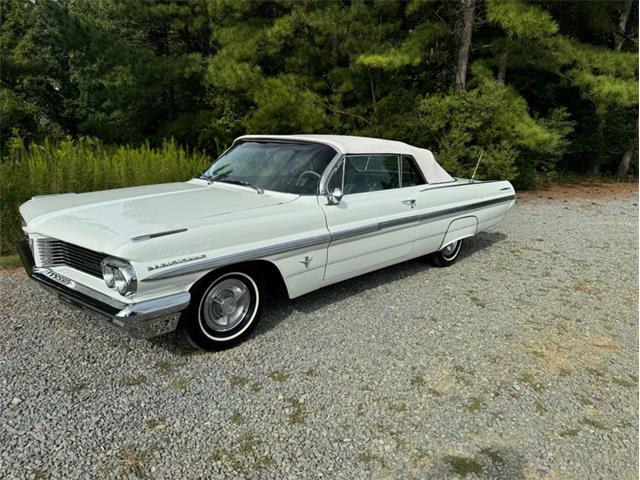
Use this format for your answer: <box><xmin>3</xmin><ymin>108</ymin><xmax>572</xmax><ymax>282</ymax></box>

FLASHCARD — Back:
<box><xmin>21</xmin><ymin>180</ymin><xmax>298</xmax><ymax>253</ymax></box>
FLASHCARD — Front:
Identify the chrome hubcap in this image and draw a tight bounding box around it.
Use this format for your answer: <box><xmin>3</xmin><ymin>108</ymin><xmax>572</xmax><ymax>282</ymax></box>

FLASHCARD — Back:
<box><xmin>441</xmin><ymin>240</ymin><xmax>460</xmax><ymax>260</ymax></box>
<box><xmin>202</xmin><ymin>279</ymin><xmax>250</xmax><ymax>332</ymax></box>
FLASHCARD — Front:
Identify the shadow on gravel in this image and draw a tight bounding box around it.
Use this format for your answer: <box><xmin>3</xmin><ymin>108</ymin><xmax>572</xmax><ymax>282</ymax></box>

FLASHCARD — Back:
<box><xmin>148</xmin><ymin>330</ymin><xmax>194</xmax><ymax>355</ymax></box>
<box><xmin>149</xmin><ymin>230</ymin><xmax>507</xmax><ymax>356</ymax></box>
<box><xmin>256</xmin><ymin>230</ymin><xmax>508</xmax><ymax>333</ymax></box>
<box><xmin>430</xmin><ymin>446</ymin><xmax>527</xmax><ymax>479</ymax></box>
<box><xmin>460</xmin><ymin>231</ymin><xmax>508</xmax><ymax>260</ymax></box>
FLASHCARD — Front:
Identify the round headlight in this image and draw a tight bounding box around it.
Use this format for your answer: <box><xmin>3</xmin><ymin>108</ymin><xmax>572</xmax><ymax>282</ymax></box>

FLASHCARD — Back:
<box><xmin>102</xmin><ymin>263</ymin><xmax>115</xmax><ymax>287</ymax></box>
<box><xmin>113</xmin><ymin>269</ymin><xmax>127</xmax><ymax>292</ymax></box>
<box><xmin>101</xmin><ymin>257</ymin><xmax>137</xmax><ymax>297</ymax></box>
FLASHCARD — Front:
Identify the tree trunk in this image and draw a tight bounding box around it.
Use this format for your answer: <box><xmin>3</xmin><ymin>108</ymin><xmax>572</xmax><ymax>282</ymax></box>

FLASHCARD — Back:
<box><xmin>497</xmin><ymin>50</ymin><xmax>508</xmax><ymax>84</ymax></box>
<box><xmin>368</xmin><ymin>69</ymin><xmax>377</xmax><ymax>113</ymax></box>
<box><xmin>453</xmin><ymin>0</ymin><xmax>476</xmax><ymax>92</ymax></box>
<box><xmin>614</xmin><ymin>0</ymin><xmax>634</xmax><ymax>51</ymax></box>
<box><xmin>588</xmin><ymin>117</ymin><xmax>605</xmax><ymax>175</ymax></box>
<box><xmin>615</xmin><ymin>146</ymin><xmax>634</xmax><ymax>178</ymax></box>
<box><xmin>616</xmin><ymin>120</ymin><xmax>638</xmax><ymax>178</ymax></box>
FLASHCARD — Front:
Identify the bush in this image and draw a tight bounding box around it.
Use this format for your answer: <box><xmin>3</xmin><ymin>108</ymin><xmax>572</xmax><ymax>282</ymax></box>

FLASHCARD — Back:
<box><xmin>0</xmin><ymin>137</ymin><xmax>210</xmax><ymax>255</ymax></box>
<box><xmin>413</xmin><ymin>75</ymin><xmax>573</xmax><ymax>187</ymax></box>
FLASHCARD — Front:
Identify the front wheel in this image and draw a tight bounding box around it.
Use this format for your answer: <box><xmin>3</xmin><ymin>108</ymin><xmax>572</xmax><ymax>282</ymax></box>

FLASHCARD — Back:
<box><xmin>429</xmin><ymin>239</ymin><xmax>463</xmax><ymax>267</ymax></box>
<box><xmin>180</xmin><ymin>268</ymin><xmax>263</xmax><ymax>350</ymax></box>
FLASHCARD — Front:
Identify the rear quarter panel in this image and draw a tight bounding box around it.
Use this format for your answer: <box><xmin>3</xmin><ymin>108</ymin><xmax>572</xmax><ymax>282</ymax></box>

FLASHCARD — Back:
<box><xmin>411</xmin><ymin>180</ymin><xmax>515</xmax><ymax>257</ymax></box>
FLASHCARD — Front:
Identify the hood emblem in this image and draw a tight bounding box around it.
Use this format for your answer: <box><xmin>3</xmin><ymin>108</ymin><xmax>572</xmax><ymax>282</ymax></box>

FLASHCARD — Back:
<box><xmin>300</xmin><ymin>256</ymin><xmax>313</xmax><ymax>269</ymax></box>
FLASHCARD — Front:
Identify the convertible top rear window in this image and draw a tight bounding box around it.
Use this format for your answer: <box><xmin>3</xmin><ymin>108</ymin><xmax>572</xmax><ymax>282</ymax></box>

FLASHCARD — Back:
<box><xmin>203</xmin><ymin>141</ymin><xmax>336</xmax><ymax>195</ymax></box>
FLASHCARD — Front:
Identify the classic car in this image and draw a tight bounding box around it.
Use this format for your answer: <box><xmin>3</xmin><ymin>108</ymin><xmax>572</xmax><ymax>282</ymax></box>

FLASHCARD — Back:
<box><xmin>18</xmin><ymin>135</ymin><xmax>515</xmax><ymax>350</ymax></box>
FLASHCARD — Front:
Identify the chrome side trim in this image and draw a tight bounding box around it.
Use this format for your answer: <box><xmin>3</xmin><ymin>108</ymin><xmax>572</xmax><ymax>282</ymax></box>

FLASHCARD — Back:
<box><xmin>419</xmin><ymin>179</ymin><xmax>503</xmax><ymax>192</ymax></box>
<box><xmin>131</xmin><ymin>228</ymin><xmax>188</xmax><ymax>242</ymax></box>
<box><xmin>142</xmin><ymin>194</ymin><xmax>515</xmax><ymax>282</ymax></box>
<box><xmin>331</xmin><ymin>224</ymin><xmax>378</xmax><ymax>242</ymax></box>
<box><xmin>379</xmin><ymin>215</ymin><xmax>419</xmax><ymax>229</ymax></box>
<box><xmin>330</xmin><ymin>194</ymin><xmax>516</xmax><ymax>243</ymax></box>
<box><xmin>142</xmin><ymin>233</ymin><xmax>332</xmax><ymax>281</ymax></box>
<box><xmin>418</xmin><ymin>194</ymin><xmax>515</xmax><ymax>223</ymax></box>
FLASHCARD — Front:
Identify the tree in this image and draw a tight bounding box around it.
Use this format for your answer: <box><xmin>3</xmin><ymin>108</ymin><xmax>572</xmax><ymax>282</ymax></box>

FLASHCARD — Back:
<box><xmin>614</xmin><ymin>0</ymin><xmax>635</xmax><ymax>51</ymax></box>
<box><xmin>0</xmin><ymin>0</ymin><xmax>637</xmax><ymax>182</ymax></box>
<box><xmin>453</xmin><ymin>0</ymin><xmax>476</xmax><ymax>92</ymax></box>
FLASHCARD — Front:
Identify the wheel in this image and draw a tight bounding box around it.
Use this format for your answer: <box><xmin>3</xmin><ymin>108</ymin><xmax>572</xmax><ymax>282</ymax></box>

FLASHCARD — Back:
<box><xmin>429</xmin><ymin>239</ymin><xmax>463</xmax><ymax>267</ymax></box>
<box><xmin>180</xmin><ymin>268</ymin><xmax>263</xmax><ymax>350</ymax></box>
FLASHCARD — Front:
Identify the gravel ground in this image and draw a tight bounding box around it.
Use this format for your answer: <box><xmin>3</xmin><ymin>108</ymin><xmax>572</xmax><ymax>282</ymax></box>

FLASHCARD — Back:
<box><xmin>1</xmin><ymin>188</ymin><xmax>638</xmax><ymax>480</ymax></box>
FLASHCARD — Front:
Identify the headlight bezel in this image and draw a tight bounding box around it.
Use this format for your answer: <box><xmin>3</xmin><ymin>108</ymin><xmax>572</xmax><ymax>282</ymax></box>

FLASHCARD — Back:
<box><xmin>101</xmin><ymin>257</ymin><xmax>137</xmax><ymax>297</ymax></box>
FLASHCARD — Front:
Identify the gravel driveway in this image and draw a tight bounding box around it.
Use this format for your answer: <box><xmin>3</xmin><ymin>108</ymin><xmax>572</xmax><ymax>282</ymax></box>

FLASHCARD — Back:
<box><xmin>1</xmin><ymin>188</ymin><xmax>638</xmax><ymax>480</ymax></box>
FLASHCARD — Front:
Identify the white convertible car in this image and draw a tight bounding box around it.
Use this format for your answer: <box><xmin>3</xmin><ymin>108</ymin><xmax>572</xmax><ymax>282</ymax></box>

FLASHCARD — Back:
<box><xmin>18</xmin><ymin>135</ymin><xmax>515</xmax><ymax>350</ymax></box>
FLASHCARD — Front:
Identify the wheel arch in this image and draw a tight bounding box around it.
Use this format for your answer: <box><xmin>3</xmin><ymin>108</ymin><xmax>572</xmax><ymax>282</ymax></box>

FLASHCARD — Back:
<box><xmin>438</xmin><ymin>215</ymin><xmax>478</xmax><ymax>251</ymax></box>
<box><xmin>189</xmin><ymin>259</ymin><xmax>289</xmax><ymax>299</ymax></box>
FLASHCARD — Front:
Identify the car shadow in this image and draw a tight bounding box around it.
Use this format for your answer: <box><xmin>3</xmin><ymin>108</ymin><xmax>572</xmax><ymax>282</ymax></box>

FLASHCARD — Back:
<box><xmin>151</xmin><ymin>230</ymin><xmax>507</xmax><ymax>355</ymax></box>
<box><xmin>269</xmin><ymin>230</ymin><xmax>507</xmax><ymax>317</ymax></box>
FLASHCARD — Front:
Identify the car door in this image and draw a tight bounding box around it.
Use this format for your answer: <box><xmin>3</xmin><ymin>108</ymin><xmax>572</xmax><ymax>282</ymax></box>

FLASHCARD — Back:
<box><xmin>320</xmin><ymin>154</ymin><xmax>425</xmax><ymax>282</ymax></box>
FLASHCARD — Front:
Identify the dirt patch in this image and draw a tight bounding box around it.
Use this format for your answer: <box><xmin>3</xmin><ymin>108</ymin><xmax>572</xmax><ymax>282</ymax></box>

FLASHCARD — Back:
<box><xmin>517</xmin><ymin>181</ymin><xmax>638</xmax><ymax>202</ymax></box>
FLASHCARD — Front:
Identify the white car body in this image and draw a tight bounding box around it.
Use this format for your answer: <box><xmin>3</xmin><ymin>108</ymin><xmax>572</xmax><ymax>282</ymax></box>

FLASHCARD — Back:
<box><xmin>18</xmin><ymin>135</ymin><xmax>515</xmax><ymax>339</ymax></box>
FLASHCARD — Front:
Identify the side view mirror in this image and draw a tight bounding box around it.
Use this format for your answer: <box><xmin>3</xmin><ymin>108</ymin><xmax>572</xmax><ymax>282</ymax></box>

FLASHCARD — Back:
<box><xmin>327</xmin><ymin>187</ymin><xmax>343</xmax><ymax>205</ymax></box>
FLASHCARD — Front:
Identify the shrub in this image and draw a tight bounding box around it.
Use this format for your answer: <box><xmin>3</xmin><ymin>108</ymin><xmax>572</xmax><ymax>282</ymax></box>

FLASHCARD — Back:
<box><xmin>0</xmin><ymin>137</ymin><xmax>210</xmax><ymax>255</ymax></box>
<box><xmin>414</xmin><ymin>75</ymin><xmax>573</xmax><ymax>187</ymax></box>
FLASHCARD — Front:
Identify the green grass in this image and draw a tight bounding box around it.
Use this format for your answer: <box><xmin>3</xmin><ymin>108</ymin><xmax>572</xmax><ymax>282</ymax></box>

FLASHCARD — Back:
<box><xmin>444</xmin><ymin>455</ymin><xmax>483</xmax><ymax>476</ymax></box>
<box><xmin>0</xmin><ymin>255</ymin><xmax>21</xmax><ymax>270</ymax></box>
<box><xmin>465</xmin><ymin>397</ymin><xmax>485</xmax><ymax>413</ymax></box>
<box><xmin>611</xmin><ymin>377</ymin><xmax>636</xmax><ymax>388</ymax></box>
<box><xmin>268</xmin><ymin>370</ymin><xmax>288</xmax><ymax>382</ymax></box>
<box><xmin>0</xmin><ymin>137</ymin><xmax>210</xmax><ymax>255</ymax></box>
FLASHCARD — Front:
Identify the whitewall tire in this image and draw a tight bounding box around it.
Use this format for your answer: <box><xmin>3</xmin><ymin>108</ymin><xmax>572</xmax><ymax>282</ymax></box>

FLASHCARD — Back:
<box><xmin>180</xmin><ymin>268</ymin><xmax>263</xmax><ymax>350</ymax></box>
<box><xmin>429</xmin><ymin>239</ymin><xmax>463</xmax><ymax>267</ymax></box>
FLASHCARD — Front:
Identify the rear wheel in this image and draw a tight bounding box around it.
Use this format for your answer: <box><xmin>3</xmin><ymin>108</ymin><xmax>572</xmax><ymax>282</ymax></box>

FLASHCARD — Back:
<box><xmin>429</xmin><ymin>239</ymin><xmax>463</xmax><ymax>267</ymax></box>
<box><xmin>180</xmin><ymin>268</ymin><xmax>263</xmax><ymax>350</ymax></box>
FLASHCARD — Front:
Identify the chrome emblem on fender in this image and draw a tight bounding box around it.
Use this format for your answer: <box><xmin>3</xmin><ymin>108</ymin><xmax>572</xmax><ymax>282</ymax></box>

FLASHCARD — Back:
<box><xmin>147</xmin><ymin>254</ymin><xmax>206</xmax><ymax>272</ymax></box>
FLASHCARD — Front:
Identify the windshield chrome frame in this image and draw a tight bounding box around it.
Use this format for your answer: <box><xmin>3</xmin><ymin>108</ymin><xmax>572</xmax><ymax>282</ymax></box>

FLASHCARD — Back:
<box><xmin>318</xmin><ymin>153</ymin><xmax>344</xmax><ymax>196</ymax></box>
<box><xmin>206</xmin><ymin>138</ymin><xmax>342</xmax><ymax>197</ymax></box>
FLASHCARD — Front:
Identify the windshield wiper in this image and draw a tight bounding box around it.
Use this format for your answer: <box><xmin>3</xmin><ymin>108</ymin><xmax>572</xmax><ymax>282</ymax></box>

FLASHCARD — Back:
<box><xmin>216</xmin><ymin>178</ymin><xmax>264</xmax><ymax>194</ymax></box>
<box><xmin>193</xmin><ymin>172</ymin><xmax>213</xmax><ymax>184</ymax></box>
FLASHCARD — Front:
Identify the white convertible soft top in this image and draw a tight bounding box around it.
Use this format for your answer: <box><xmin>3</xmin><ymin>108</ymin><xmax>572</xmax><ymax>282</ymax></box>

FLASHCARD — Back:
<box><xmin>235</xmin><ymin>134</ymin><xmax>455</xmax><ymax>184</ymax></box>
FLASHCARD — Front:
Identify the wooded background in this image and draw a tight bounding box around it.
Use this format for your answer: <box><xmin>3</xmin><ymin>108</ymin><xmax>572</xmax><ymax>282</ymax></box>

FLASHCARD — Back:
<box><xmin>1</xmin><ymin>0</ymin><xmax>638</xmax><ymax>194</ymax></box>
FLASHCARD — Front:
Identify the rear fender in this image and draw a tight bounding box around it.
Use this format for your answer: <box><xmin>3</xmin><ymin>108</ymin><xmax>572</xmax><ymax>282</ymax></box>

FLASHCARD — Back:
<box><xmin>439</xmin><ymin>216</ymin><xmax>478</xmax><ymax>250</ymax></box>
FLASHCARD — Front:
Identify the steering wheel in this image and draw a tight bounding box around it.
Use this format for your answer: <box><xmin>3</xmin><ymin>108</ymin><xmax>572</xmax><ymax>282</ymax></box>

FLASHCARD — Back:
<box><xmin>296</xmin><ymin>170</ymin><xmax>322</xmax><ymax>186</ymax></box>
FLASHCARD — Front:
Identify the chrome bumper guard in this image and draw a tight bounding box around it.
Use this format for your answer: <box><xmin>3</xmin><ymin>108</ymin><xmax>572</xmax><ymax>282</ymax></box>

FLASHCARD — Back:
<box><xmin>18</xmin><ymin>240</ymin><xmax>190</xmax><ymax>339</ymax></box>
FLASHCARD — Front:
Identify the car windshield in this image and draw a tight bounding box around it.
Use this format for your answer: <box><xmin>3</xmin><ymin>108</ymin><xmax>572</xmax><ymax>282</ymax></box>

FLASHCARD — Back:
<box><xmin>201</xmin><ymin>141</ymin><xmax>337</xmax><ymax>195</ymax></box>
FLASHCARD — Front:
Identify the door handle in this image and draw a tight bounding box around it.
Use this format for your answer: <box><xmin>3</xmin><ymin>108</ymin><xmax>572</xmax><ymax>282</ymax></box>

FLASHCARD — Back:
<box><xmin>401</xmin><ymin>199</ymin><xmax>416</xmax><ymax>208</ymax></box>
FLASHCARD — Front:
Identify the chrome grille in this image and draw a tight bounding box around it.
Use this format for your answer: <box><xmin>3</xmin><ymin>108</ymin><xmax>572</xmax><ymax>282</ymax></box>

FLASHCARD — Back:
<box><xmin>37</xmin><ymin>238</ymin><xmax>107</xmax><ymax>278</ymax></box>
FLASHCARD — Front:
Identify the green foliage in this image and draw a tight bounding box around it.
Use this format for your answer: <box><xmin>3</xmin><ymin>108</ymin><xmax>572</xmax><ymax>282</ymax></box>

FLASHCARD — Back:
<box><xmin>356</xmin><ymin>22</ymin><xmax>449</xmax><ymax>70</ymax></box>
<box><xmin>486</xmin><ymin>0</ymin><xmax>559</xmax><ymax>39</ymax></box>
<box><xmin>415</xmin><ymin>74</ymin><xmax>572</xmax><ymax>186</ymax></box>
<box><xmin>551</xmin><ymin>37</ymin><xmax>639</xmax><ymax>110</ymax></box>
<box><xmin>0</xmin><ymin>0</ymin><xmax>637</xmax><ymax>190</ymax></box>
<box><xmin>245</xmin><ymin>75</ymin><xmax>327</xmax><ymax>133</ymax></box>
<box><xmin>0</xmin><ymin>137</ymin><xmax>209</xmax><ymax>254</ymax></box>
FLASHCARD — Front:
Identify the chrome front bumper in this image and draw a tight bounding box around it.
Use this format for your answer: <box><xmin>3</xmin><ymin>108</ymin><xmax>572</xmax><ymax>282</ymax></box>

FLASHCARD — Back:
<box><xmin>18</xmin><ymin>240</ymin><xmax>190</xmax><ymax>339</ymax></box>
